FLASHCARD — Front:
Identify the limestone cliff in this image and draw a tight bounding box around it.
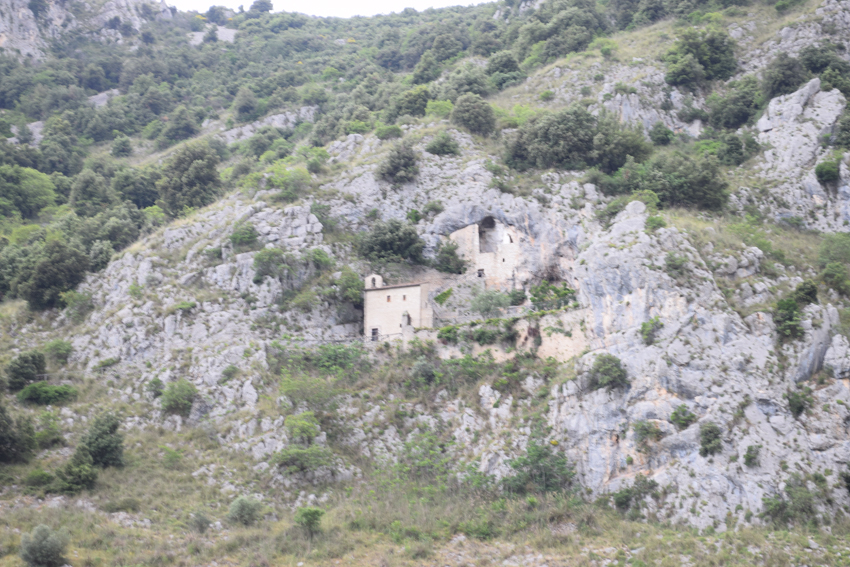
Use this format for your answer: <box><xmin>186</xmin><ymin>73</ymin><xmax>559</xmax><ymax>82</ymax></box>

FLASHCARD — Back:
<box><xmin>0</xmin><ymin>0</ymin><xmax>171</xmax><ymax>59</ymax></box>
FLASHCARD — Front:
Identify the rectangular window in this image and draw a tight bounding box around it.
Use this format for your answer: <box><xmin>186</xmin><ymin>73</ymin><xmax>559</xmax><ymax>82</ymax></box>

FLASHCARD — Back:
<box><xmin>387</xmin><ymin>295</ymin><xmax>391</xmax><ymax>302</ymax></box>
<box><xmin>477</xmin><ymin>269</ymin><xmax>484</xmax><ymax>277</ymax></box>
<box><xmin>371</xmin><ymin>328</ymin><xmax>379</xmax><ymax>341</ymax></box>
<box><xmin>403</xmin><ymin>295</ymin><xmax>406</xmax><ymax>301</ymax></box>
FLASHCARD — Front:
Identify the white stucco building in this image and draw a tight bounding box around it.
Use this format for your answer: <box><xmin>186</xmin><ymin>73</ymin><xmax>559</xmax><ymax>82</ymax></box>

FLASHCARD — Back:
<box><xmin>363</xmin><ymin>274</ymin><xmax>433</xmax><ymax>341</ymax></box>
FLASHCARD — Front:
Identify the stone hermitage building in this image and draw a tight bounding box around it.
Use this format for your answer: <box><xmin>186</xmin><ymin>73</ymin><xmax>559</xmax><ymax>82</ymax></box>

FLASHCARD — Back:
<box><xmin>363</xmin><ymin>216</ymin><xmax>524</xmax><ymax>339</ymax></box>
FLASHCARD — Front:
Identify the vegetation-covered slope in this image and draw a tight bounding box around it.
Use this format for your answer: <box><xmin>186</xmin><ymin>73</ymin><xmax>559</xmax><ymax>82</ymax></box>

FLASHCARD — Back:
<box><xmin>2</xmin><ymin>0</ymin><xmax>850</xmax><ymax>564</ymax></box>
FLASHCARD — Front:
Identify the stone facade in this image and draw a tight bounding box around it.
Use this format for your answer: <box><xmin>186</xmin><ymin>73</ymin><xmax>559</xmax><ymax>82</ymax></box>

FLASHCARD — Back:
<box><xmin>448</xmin><ymin>216</ymin><xmax>524</xmax><ymax>290</ymax></box>
<box><xmin>362</xmin><ymin>274</ymin><xmax>432</xmax><ymax>340</ymax></box>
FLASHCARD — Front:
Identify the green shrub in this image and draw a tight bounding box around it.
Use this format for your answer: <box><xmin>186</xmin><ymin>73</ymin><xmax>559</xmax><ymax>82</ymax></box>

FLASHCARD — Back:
<box><xmin>155</xmin><ymin>141</ymin><xmax>221</xmax><ymax>217</ymax></box>
<box><xmin>17</xmin><ymin>383</ymin><xmax>77</xmax><ymax>405</ymax></box>
<box><xmin>0</xmin><ymin>165</ymin><xmax>57</xmax><ymax>219</ymax></box>
<box><xmin>598</xmin><ymin>152</ymin><xmax>729</xmax><ymax>210</ymax></box>
<box><xmin>0</xmin><ymin>402</ymin><xmax>36</xmax><ymax>463</ymax></box>
<box><xmin>358</xmin><ymin>219</ymin><xmax>425</xmax><ymax>264</ymax></box>
<box><xmin>375</xmin><ymin>124</ymin><xmax>403</xmax><ymax>140</ymax></box>
<box><xmin>815</xmin><ymin>161</ymin><xmax>840</xmax><ymax>184</ymax></box>
<box><xmin>819</xmin><ymin>232</ymin><xmax>850</xmax><ymax>266</ymax></box>
<box><xmin>612</xmin><ymin>474</ymin><xmax>659</xmax><ymax>513</ymax></box>
<box><xmin>437</xmin><ymin>325</ymin><xmax>459</xmax><ymax>343</ymax></box>
<box><xmin>253</xmin><ymin>248</ymin><xmax>295</xmax><ymax>282</ymax></box>
<box><xmin>20</xmin><ymin>524</ymin><xmax>69</xmax><ymax>567</ymax></box>
<box><xmin>406</xmin><ymin>209</ymin><xmax>421</xmax><ymax>223</ymax></box>
<box><xmin>232</xmin><ymin>87</ymin><xmax>258</xmax><ymax>121</ymax></box>
<box><xmin>633</xmin><ymin>421</ymin><xmax>663</xmax><ymax>452</ymax></box>
<box><xmin>539</xmin><ymin>90</ymin><xmax>554</xmax><ymax>101</ymax></box>
<box><xmin>670</xmin><ymin>404</ymin><xmax>696</xmax><ymax>430</ymax></box>
<box><xmin>157</xmin><ymin>105</ymin><xmax>200</xmax><ymax>149</ymax></box>
<box><xmin>425</xmin><ymin>131</ymin><xmax>460</xmax><ymax>156</ymax></box>
<box><xmin>336</xmin><ymin>267</ymin><xmax>365</xmax><ymax>308</ymax></box>
<box><xmin>55</xmin><ymin>448</ymin><xmax>97</xmax><ymax>493</ymax></box>
<box><xmin>144</xmin><ymin>378</ymin><xmax>163</xmax><ymax>398</ymax></box>
<box><xmin>761</xmin><ymin>473</ymin><xmax>816</xmax><ymax>525</ymax></box>
<box><xmin>434</xmin><ymin>288</ymin><xmax>453</xmax><ymax>305</ymax></box>
<box><xmin>786</xmin><ymin>387</ymin><xmax>812</xmax><ymax>419</ymax></box>
<box><xmin>471</xmin><ymin>290</ymin><xmax>510</xmax><ymax>318</ymax></box>
<box><xmin>227</xmin><ymin>496</ymin><xmax>262</xmax><ymax>526</ymax></box>
<box><xmin>433</xmin><ymin>241</ymin><xmax>466</xmax><ymax>274</ymax></box>
<box><xmin>60</xmin><ymin>290</ymin><xmax>94</xmax><ymax>323</ymax></box>
<box><xmin>774</xmin><ymin>298</ymin><xmax>803</xmax><ymax>341</ymax></box>
<box><xmin>835</xmin><ymin>112</ymin><xmax>850</xmax><ymax>148</ymax></box>
<box><xmin>501</xmin><ymin>441</ymin><xmax>575</xmax><ymax>495</ymax></box>
<box><xmin>699</xmin><ymin>421</ymin><xmax>722</xmax><ymax>457</ymax></box>
<box><xmin>508</xmin><ymin>289</ymin><xmax>526</xmax><ymax>306</ymax></box>
<box><xmin>34</xmin><ymin>412</ymin><xmax>65</xmax><ymax>449</ymax></box>
<box><xmin>43</xmin><ymin>340</ymin><xmax>73</xmax><ymax>365</ymax></box>
<box><xmin>274</xmin><ymin>445</ymin><xmax>334</xmax><ymax>473</ymax></box>
<box><xmin>411</xmin><ymin>356</ymin><xmax>437</xmax><ymax>384</ymax></box>
<box><xmin>221</xmin><ymin>365</ymin><xmax>239</xmax><ymax>383</ymax></box>
<box><xmin>451</xmin><ymin>93</ymin><xmax>495</xmax><ymax>136</ymax></box>
<box><xmin>437</xmin><ymin>62</ymin><xmax>490</xmax><ymax>100</ymax></box>
<box><xmin>160</xmin><ymin>379</ymin><xmax>197</xmax><ymax>418</ymax></box>
<box><xmin>391</xmin><ymin>85</ymin><xmax>430</xmax><ymax>119</ymax></box>
<box><xmin>646</xmin><ymin>216</ymin><xmax>666</xmax><ymax>232</ymax></box>
<box><xmin>792</xmin><ymin>279</ymin><xmax>818</xmax><ymax>306</ymax></box>
<box><xmin>268</xmin><ymin>166</ymin><xmax>311</xmax><ymax>203</ymax></box>
<box><xmin>665</xmin><ymin>29</ymin><xmax>736</xmax><ymax>89</ymax></box>
<box><xmin>821</xmin><ymin>262</ymin><xmax>850</xmax><ymax>296</ymax></box>
<box><xmin>529</xmin><ymin>280</ymin><xmax>576</xmax><ymax>310</ymax></box>
<box><xmin>506</xmin><ymin>108</ymin><xmax>650</xmax><ymax>174</ymax></box>
<box><xmin>425</xmin><ymin>100</ymin><xmax>453</xmax><ymax>118</ymax></box>
<box><xmin>25</xmin><ymin>468</ymin><xmax>55</xmax><ymax>487</ymax></box>
<box><xmin>79</xmin><ymin>413</ymin><xmax>124</xmax><ymax>468</ymax></box>
<box><xmin>285</xmin><ymin>411</ymin><xmax>321</xmax><ymax>444</ymax></box>
<box><xmin>229</xmin><ymin>223</ymin><xmax>258</xmax><ymax>247</ymax></box>
<box><xmin>707</xmin><ymin>76</ymin><xmax>762</xmax><ymax>129</ymax></box>
<box><xmin>6</xmin><ymin>351</ymin><xmax>47</xmax><ymax>391</ymax></box>
<box><xmin>294</xmin><ymin>506</ymin><xmax>325</xmax><ymax>536</ymax></box>
<box><xmin>762</xmin><ymin>53</ymin><xmax>808</xmax><ymax>99</ymax></box>
<box><xmin>378</xmin><ymin>142</ymin><xmax>419</xmax><ymax>184</ymax></box>
<box><xmin>744</xmin><ymin>445</ymin><xmax>761</xmax><ymax>467</ymax></box>
<box><xmin>587</xmin><ymin>354</ymin><xmax>628</xmax><ymax>390</ymax></box>
<box><xmin>469</xmin><ymin>327</ymin><xmax>500</xmax><ymax>345</ymax></box>
<box><xmin>95</xmin><ymin>357</ymin><xmax>120</xmax><ymax>369</ymax></box>
<box><xmin>18</xmin><ymin>240</ymin><xmax>90</xmax><ymax>311</ymax></box>
<box><xmin>640</xmin><ymin>316</ymin><xmax>663</xmax><ymax>345</ymax></box>
<box><xmin>649</xmin><ymin>122</ymin><xmax>674</xmax><ymax>145</ymax></box>
<box><xmin>111</xmin><ymin>135</ymin><xmax>132</xmax><ymax>158</ymax></box>
<box><xmin>665</xmin><ymin>253</ymin><xmax>688</xmax><ymax>279</ymax></box>
<box><xmin>423</xmin><ymin>200</ymin><xmax>444</xmax><ymax>217</ymax></box>
<box><xmin>345</xmin><ymin>120</ymin><xmax>370</xmax><ymax>134</ymax></box>
<box><xmin>174</xmin><ymin>301</ymin><xmax>196</xmax><ymax>312</ymax></box>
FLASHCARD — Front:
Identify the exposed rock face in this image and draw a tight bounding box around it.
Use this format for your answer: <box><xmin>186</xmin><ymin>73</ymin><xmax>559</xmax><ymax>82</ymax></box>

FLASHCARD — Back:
<box><xmin>825</xmin><ymin>334</ymin><xmax>850</xmax><ymax>378</ymax></box>
<box><xmin>749</xmin><ymin>79</ymin><xmax>849</xmax><ymax>230</ymax></box>
<box><xmin>0</xmin><ymin>0</ymin><xmax>171</xmax><ymax>60</ymax></box>
<box><xmin>217</xmin><ymin>107</ymin><xmax>318</xmax><ymax>144</ymax></box>
<box><xmin>535</xmin><ymin>203</ymin><xmax>844</xmax><ymax>530</ymax></box>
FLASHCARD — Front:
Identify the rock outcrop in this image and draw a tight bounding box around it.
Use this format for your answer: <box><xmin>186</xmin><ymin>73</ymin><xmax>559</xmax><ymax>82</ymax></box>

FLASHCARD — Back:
<box><xmin>0</xmin><ymin>0</ymin><xmax>172</xmax><ymax>60</ymax></box>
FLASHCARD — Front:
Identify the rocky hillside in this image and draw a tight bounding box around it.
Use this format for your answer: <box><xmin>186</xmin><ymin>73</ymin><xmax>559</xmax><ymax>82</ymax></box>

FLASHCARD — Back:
<box><xmin>2</xmin><ymin>0</ymin><xmax>850</xmax><ymax>564</ymax></box>
<box><xmin>0</xmin><ymin>0</ymin><xmax>172</xmax><ymax>59</ymax></box>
